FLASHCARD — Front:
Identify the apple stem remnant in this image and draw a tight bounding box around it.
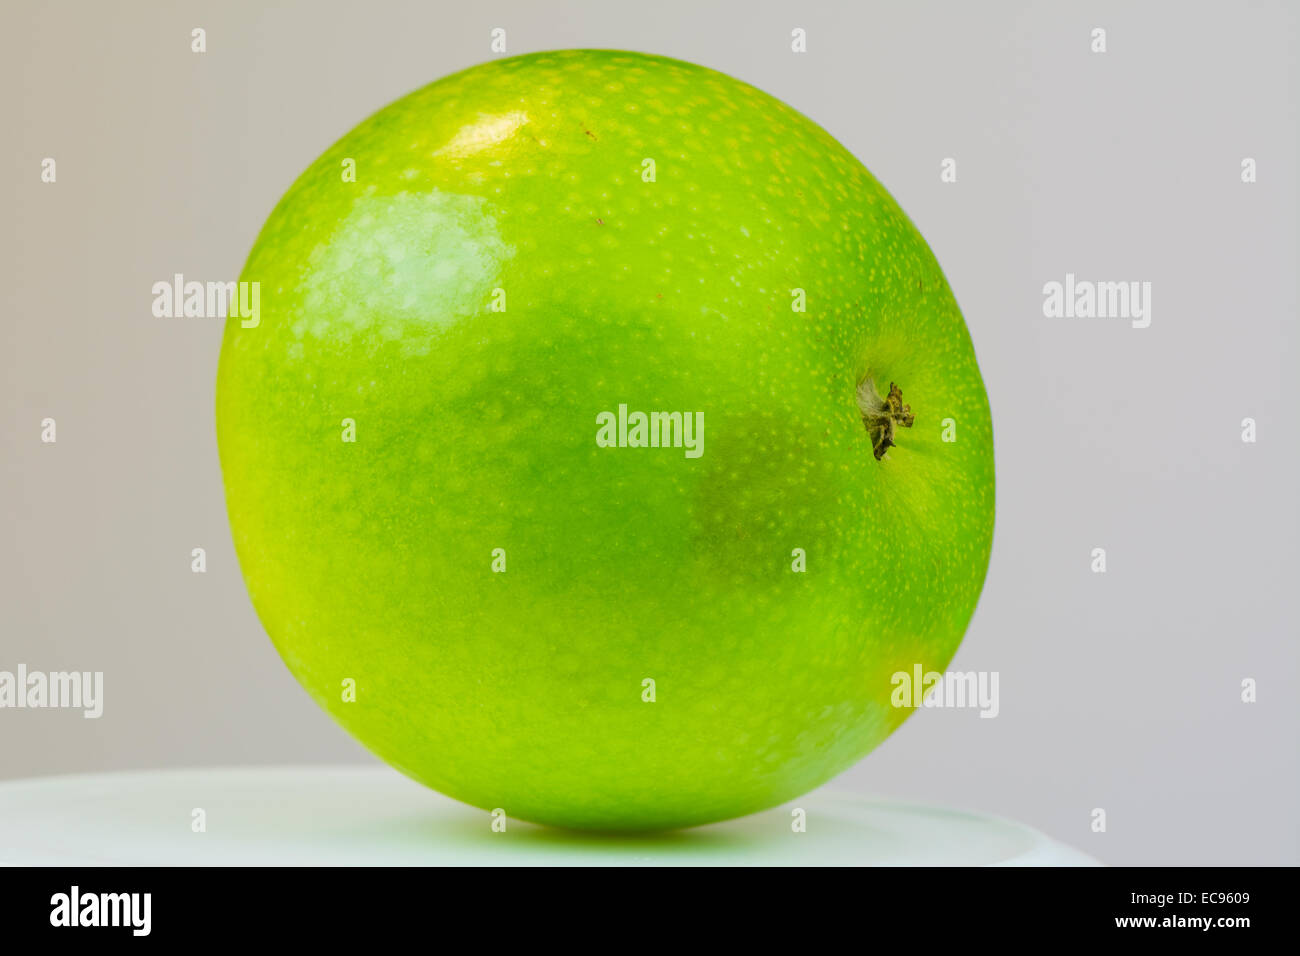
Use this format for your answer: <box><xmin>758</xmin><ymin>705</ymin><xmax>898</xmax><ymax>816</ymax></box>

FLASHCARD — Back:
<box><xmin>857</xmin><ymin>379</ymin><xmax>915</xmax><ymax>460</ymax></box>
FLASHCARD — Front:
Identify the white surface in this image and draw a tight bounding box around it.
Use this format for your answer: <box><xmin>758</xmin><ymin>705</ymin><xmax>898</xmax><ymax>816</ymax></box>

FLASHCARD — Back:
<box><xmin>0</xmin><ymin>766</ymin><xmax>1099</xmax><ymax>866</ymax></box>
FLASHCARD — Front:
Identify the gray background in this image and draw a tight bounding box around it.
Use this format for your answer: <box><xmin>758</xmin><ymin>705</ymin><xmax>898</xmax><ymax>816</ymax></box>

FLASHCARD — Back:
<box><xmin>1</xmin><ymin>0</ymin><xmax>1296</xmax><ymax>865</ymax></box>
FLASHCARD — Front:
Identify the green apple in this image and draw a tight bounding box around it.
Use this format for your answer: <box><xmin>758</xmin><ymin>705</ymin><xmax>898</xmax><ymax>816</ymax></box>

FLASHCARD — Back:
<box><xmin>216</xmin><ymin>50</ymin><xmax>994</xmax><ymax>830</ymax></box>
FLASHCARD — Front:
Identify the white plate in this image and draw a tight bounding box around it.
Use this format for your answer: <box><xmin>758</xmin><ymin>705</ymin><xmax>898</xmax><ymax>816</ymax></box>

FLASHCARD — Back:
<box><xmin>0</xmin><ymin>766</ymin><xmax>1098</xmax><ymax>866</ymax></box>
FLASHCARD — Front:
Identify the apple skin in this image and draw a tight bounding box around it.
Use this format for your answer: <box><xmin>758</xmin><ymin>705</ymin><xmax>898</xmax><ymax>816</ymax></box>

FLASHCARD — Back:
<box><xmin>216</xmin><ymin>50</ymin><xmax>994</xmax><ymax>830</ymax></box>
